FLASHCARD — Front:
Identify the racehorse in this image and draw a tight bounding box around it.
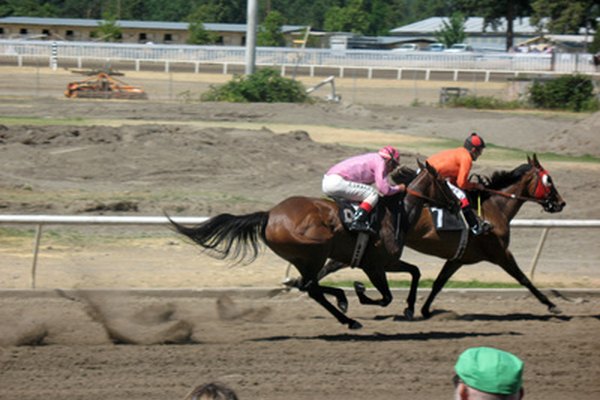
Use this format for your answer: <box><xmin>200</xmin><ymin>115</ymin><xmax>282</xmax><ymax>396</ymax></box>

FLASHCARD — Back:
<box><xmin>310</xmin><ymin>154</ymin><xmax>566</xmax><ymax>318</ymax></box>
<box><xmin>168</xmin><ymin>161</ymin><xmax>459</xmax><ymax>329</ymax></box>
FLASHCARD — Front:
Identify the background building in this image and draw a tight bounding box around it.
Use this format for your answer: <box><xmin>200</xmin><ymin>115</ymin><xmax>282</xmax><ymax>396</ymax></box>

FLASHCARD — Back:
<box><xmin>0</xmin><ymin>16</ymin><xmax>304</xmax><ymax>46</ymax></box>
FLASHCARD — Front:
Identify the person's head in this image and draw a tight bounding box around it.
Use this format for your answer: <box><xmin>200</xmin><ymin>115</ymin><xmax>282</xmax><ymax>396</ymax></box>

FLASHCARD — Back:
<box><xmin>463</xmin><ymin>133</ymin><xmax>485</xmax><ymax>161</ymax></box>
<box><xmin>378</xmin><ymin>145</ymin><xmax>400</xmax><ymax>171</ymax></box>
<box><xmin>454</xmin><ymin>347</ymin><xmax>524</xmax><ymax>400</ymax></box>
<box><xmin>184</xmin><ymin>382</ymin><xmax>239</xmax><ymax>400</ymax></box>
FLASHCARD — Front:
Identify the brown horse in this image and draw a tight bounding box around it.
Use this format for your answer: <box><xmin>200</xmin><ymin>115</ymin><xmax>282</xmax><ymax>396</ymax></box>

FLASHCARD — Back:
<box><xmin>168</xmin><ymin>161</ymin><xmax>459</xmax><ymax>329</ymax></box>
<box><xmin>315</xmin><ymin>154</ymin><xmax>566</xmax><ymax>318</ymax></box>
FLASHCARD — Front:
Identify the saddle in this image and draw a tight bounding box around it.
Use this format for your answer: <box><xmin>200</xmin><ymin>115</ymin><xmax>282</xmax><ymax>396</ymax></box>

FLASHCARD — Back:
<box><xmin>335</xmin><ymin>199</ymin><xmax>381</xmax><ymax>233</ymax></box>
<box><xmin>333</xmin><ymin>198</ymin><xmax>406</xmax><ymax>267</ymax></box>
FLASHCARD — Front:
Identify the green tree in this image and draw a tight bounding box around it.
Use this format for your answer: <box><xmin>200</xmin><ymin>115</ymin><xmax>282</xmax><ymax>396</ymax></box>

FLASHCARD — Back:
<box><xmin>187</xmin><ymin>21</ymin><xmax>216</xmax><ymax>45</ymax></box>
<box><xmin>324</xmin><ymin>0</ymin><xmax>370</xmax><ymax>34</ymax></box>
<box><xmin>186</xmin><ymin>6</ymin><xmax>217</xmax><ymax>45</ymax></box>
<box><xmin>0</xmin><ymin>0</ymin><xmax>59</xmax><ymax>17</ymax></box>
<box><xmin>434</xmin><ymin>12</ymin><xmax>466</xmax><ymax>47</ymax></box>
<box><xmin>590</xmin><ymin>27</ymin><xmax>600</xmax><ymax>54</ymax></box>
<box><xmin>531</xmin><ymin>0</ymin><xmax>599</xmax><ymax>34</ymax></box>
<box><xmin>95</xmin><ymin>14</ymin><xmax>122</xmax><ymax>42</ymax></box>
<box><xmin>455</xmin><ymin>0</ymin><xmax>533</xmax><ymax>51</ymax></box>
<box><xmin>257</xmin><ymin>11</ymin><xmax>286</xmax><ymax>47</ymax></box>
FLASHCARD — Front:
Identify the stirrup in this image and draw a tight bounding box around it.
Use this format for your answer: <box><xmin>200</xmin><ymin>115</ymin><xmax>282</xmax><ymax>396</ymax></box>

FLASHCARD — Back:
<box><xmin>470</xmin><ymin>220</ymin><xmax>492</xmax><ymax>236</ymax></box>
<box><xmin>349</xmin><ymin>220</ymin><xmax>375</xmax><ymax>234</ymax></box>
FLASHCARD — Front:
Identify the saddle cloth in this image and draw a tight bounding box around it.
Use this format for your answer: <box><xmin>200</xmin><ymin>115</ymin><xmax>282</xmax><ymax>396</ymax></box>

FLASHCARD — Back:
<box><xmin>429</xmin><ymin>207</ymin><xmax>466</xmax><ymax>231</ymax></box>
<box><xmin>429</xmin><ymin>207</ymin><xmax>469</xmax><ymax>261</ymax></box>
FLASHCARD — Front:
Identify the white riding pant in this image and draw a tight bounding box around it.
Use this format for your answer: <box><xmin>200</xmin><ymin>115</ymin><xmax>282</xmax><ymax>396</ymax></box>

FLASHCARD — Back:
<box><xmin>446</xmin><ymin>181</ymin><xmax>469</xmax><ymax>208</ymax></box>
<box><xmin>322</xmin><ymin>174</ymin><xmax>379</xmax><ymax>207</ymax></box>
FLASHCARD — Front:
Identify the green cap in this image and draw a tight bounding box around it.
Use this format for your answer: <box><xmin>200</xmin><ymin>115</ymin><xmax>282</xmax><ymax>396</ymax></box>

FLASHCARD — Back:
<box><xmin>455</xmin><ymin>347</ymin><xmax>524</xmax><ymax>395</ymax></box>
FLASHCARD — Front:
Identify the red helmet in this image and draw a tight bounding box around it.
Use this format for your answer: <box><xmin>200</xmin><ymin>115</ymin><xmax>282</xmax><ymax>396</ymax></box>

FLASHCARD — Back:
<box><xmin>464</xmin><ymin>133</ymin><xmax>485</xmax><ymax>151</ymax></box>
<box><xmin>378</xmin><ymin>146</ymin><xmax>400</xmax><ymax>165</ymax></box>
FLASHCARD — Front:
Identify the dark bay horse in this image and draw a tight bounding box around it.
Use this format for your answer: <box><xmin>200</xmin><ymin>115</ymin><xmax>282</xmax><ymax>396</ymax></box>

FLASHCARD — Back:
<box><xmin>315</xmin><ymin>154</ymin><xmax>566</xmax><ymax>318</ymax></box>
<box><xmin>168</xmin><ymin>161</ymin><xmax>459</xmax><ymax>329</ymax></box>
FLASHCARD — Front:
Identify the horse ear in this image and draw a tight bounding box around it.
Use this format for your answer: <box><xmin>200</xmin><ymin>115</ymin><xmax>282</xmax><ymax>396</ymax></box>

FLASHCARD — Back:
<box><xmin>425</xmin><ymin>161</ymin><xmax>438</xmax><ymax>177</ymax></box>
<box><xmin>533</xmin><ymin>153</ymin><xmax>541</xmax><ymax>167</ymax></box>
<box><xmin>416</xmin><ymin>159</ymin><xmax>425</xmax><ymax>170</ymax></box>
<box><xmin>527</xmin><ymin>154</ymin><xmax>532</xmax><ymax>165</ymax></box>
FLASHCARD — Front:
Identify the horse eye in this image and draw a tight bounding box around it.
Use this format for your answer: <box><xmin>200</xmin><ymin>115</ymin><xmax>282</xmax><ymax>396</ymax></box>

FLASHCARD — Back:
<box><xmin>542</xmin><ymin>174</ymin><xmax>551</xmax><ymax>187</ymax></box>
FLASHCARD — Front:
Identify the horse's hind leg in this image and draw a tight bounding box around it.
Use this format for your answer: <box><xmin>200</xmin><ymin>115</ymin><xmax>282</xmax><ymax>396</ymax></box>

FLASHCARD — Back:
<box><xmin>498</xmin><ymin>250</ymin><xmax>560</xmax><ymax>314</ymax></box>
<box><xmin>290</xmin><ymin>254</ymin><xmax>361</xmax><ymax>329</ymax></box>
<box><xmin>421</xmin><ymin>259</ymin><xmax>463</xmax><ymax>319</ymax></box>
<box><xmin>303</xmin><ymin>279</ymin><xmax>362</xmax><ymax>329</ymax></box>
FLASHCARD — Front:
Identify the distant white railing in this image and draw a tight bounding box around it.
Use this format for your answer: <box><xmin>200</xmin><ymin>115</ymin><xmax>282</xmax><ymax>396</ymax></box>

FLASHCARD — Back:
<box><xmin>1</xmin><ymin>40</ymin><xmax>598</xmax><ymax>77</ymax></box>
<box><xmin>1</xmin><ymin>214</ymin><xmax>599</xmax><ymax>288</ymax></box>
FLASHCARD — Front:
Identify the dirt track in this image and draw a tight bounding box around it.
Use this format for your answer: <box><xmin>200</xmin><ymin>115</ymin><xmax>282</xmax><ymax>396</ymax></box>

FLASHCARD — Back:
<box><xmin>1</xmin><ymin>69</ymin><xmax>600</xmax><ymax>400</ymax></box>
<box><xmin>0</xmin><ymin>289</ymin><xmax>599</xmax><ymax>400</ymax></box>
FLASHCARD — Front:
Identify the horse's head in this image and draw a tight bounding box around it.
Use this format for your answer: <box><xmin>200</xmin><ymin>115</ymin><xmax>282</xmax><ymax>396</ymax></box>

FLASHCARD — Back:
<box><xmin>412</xmin><ymin>159</ymin><xmax>461</xmax><ymax>214</ymax></box>
<box><xmin>525</xmin><ymin>154</ymin><xmax>566</xmax><ymax>213</ymax></box>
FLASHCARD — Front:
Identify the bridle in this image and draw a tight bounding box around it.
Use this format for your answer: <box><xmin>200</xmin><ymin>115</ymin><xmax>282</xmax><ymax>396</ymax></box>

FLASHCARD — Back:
<box><xmin>481</xmin><ymin>166</ymin><xmax>553</xmax><ymax>205</ymax></box>
<box><xmin>406</xmin><ymin>169</ymin><xmax>459</xmax><ymax>210</ymax></box>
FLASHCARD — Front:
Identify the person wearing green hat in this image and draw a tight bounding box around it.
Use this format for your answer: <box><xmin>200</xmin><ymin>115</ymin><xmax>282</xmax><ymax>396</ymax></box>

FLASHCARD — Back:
<box><xmin>454</xmin><ymin>346</ymin><xmax>525</xmax><ymax>399</ymax></box>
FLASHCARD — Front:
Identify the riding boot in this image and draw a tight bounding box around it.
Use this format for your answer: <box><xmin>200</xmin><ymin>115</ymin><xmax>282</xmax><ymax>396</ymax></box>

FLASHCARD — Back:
<box><xmin>349</xmin><ymin>208</ymin><xmax>374</xmax><ymax>234</ymax></box>
<box><xmin>462</xmin><ymin>207</ymin><xmax>492</xmax><ymax>236</ymax></box>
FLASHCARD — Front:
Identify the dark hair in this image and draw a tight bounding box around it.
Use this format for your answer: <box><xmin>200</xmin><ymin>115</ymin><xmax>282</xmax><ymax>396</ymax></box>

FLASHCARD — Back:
<box><xmin>185</xmin><ymin>382</ymin><xmax>239</xmax><ymax>400</ymax></box>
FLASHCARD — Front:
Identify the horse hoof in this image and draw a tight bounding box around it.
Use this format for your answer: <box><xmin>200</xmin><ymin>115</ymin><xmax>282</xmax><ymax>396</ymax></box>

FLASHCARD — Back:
<box><xmin>282</xmin><ymin>277</ymin><xmax>302</xmax><ymax>289</ymax></box>
<box><xmin>549</xmin><ymin>305</ymin><xmax>562</xmax><ymax>314</ymax></box>
<box><xmin>404</xmin><ymin>308</ymin><xmax>414</xmax><ymax>321</ymax></box>
<box><xmin>353</xmin><ymin>281</ymin><xmax>366</xmax><ymax>294</ymax></box>
<box><xmin>348</xmin><ymin>320</ymin><xmax>362</xmax><ymax>330</ymax></box>
<box><xmin>421</xmin><ymin>309</ymin><xmax>432</xmax><ymax>320</ymax></box>
<box><xmin>338</xmin><ymin>301</ymin><xmax>348</xmax><ymax>314</ymax></box>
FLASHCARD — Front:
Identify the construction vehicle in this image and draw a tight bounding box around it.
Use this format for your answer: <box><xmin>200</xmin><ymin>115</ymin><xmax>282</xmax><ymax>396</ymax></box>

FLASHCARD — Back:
<box><xmin>64</xmin><ymin>71</ymin><xmax>148</xmax><ymax>100</ymax></box>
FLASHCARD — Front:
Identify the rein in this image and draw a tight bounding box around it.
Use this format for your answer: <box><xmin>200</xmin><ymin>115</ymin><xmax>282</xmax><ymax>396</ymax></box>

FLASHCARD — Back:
<box><xmin>406</xmin><ymin>187</ymin><xmax>451</xmax><ymax>208</ymax></box>
<box><xmin>482</xmin><ymin>187</ymin><xmax>545</xmax><ymax>205</ymax></box>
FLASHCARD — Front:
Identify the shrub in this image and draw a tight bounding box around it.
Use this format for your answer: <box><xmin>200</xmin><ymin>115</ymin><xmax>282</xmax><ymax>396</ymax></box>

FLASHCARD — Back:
<box><xmin>201</xmin><ymin>68</ymin><xmax>310</xmax><ymax>103</ymax></box>
<box><xmin>528</xmin><ymin>74</ymin><xmax>599</xmax><ymax>112</ymax></box>
<box><xmin>447</xmin><ymin>95</ymin><xmax>523</xmax><ymax>110</ymax></box>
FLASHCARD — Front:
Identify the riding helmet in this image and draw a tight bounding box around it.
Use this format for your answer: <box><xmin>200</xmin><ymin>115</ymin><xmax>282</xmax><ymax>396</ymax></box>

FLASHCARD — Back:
<box><xmin>464</xmin><ymin>133</ymin><xmax>486</xmax><ymax>151</ymax></box>
<box><xmin>378</xmin><ymin>145</ymin><xmax>400</xmax><ymax>165</ymax></box>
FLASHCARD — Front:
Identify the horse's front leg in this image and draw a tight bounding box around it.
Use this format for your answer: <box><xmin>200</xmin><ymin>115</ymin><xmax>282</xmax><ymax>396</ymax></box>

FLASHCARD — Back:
<box><xmin>353</xmin><ymin>265</ymin><xmax>393</xmax><ymax>307</ymax></box>
<box><xmin>384</xmin><ymin>259</ymin><xmax>421</xmax><ymax>320</ymax></box>
<box><xmin>421</xmin><ymin>259</ymin><xmax>463</xmax><ymax>319</ymax></box>
<box><xmin>498</xmin><ymin>250</ymin><xmax>561</xmax><ymax>314</ymax></box>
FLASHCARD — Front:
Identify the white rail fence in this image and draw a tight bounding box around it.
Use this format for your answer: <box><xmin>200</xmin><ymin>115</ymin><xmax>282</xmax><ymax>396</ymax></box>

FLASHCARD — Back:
<box><xmin>1</xmin><ymin>215</ymin><xmax>599</xmax><ymax>289</ymax></box>
<box><xmin>1</xmin><ymin>40</ymin><xmax>599</xmax><ymax>80</ymax></box>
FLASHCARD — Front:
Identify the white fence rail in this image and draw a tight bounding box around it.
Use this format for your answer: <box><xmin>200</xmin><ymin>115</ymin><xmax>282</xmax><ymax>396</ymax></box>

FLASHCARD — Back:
<box><xmin>1</xmin><ymin>214</ymin><xmax>599</xmax><ymax>288</ymax></box>
<box><xmin>1</xmin><ymin>40</ymin><xmax>599</xmax><ymax>78</ymax></box>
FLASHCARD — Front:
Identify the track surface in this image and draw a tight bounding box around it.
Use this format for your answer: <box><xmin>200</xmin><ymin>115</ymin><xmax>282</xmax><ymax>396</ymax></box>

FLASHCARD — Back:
<box><xmin>0</xmin><ymin>289</ymin><xmax>599</xmax><ymax>400</ymax></box>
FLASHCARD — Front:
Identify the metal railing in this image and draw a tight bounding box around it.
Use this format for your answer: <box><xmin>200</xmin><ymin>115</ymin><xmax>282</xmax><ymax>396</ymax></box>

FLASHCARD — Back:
<box><xmin>1</xmin><ymin>214</ymin><xmax>598</xmax><ymax>288</ymax></box>
<box><xmin>1</xmin><ymin>40</ymin><xmax>598</xmax><ymax>76</ymax></box>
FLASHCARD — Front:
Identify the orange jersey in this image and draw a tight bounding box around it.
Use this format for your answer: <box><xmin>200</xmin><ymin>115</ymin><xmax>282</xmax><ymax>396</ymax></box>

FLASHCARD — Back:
<box><xmin>426</xmin><ymin>147</ymin><xmax>475</xmax><ymax>189</ymax></box>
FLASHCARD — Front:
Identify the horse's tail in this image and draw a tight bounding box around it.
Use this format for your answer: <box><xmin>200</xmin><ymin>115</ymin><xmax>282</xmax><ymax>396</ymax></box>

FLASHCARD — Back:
<box><xmin>167</xmin><ymin>212</ymin><xmax>269</xmax><ymax>264</ymax></box>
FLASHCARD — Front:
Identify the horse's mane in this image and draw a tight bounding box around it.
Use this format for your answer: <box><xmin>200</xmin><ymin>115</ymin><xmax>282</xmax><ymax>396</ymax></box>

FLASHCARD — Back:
<box><xmin>389</xmin><ymin>163</ymin><xmax>533</xmax><ymax>205</ymax></box>
<box><xmin>390</xmin><ymin>166</ymin><xmax>417</xmax><ymax>184</ymax></box>
<box><xmin>486</xmin><ymin>164</ymin><xmax>532</xmax><ymax>190</ymax></box>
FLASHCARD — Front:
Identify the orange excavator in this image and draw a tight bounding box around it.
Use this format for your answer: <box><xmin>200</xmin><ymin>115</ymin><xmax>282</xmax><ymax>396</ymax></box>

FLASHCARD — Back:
<box><xmin>65</xmin><ymin>71</ymin><xmax>148</xmax><ymax>100</ymax></box>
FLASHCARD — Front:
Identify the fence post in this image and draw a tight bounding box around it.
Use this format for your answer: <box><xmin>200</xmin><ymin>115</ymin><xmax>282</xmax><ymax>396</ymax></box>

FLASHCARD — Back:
<box><xmin>528</xmin><ymin>227</ymin><xmax>550</xmax><ymax>282</ymax></box>
<box><xmin>50</xmin><ymin>41</ymin><xmax>58</xmax><ymax>70</ymax></box>
<box><xmin>31</xmin><ymin>224</ymin><xmax>43</xmax><ymax>289</ymax></box>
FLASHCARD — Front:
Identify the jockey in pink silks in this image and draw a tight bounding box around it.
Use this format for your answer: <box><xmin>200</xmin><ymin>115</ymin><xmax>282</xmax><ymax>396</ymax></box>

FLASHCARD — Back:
<box><xmin>322</xmin><ymin>146</ymin><xmax>406</xmax><ymax>233</ymax></box>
